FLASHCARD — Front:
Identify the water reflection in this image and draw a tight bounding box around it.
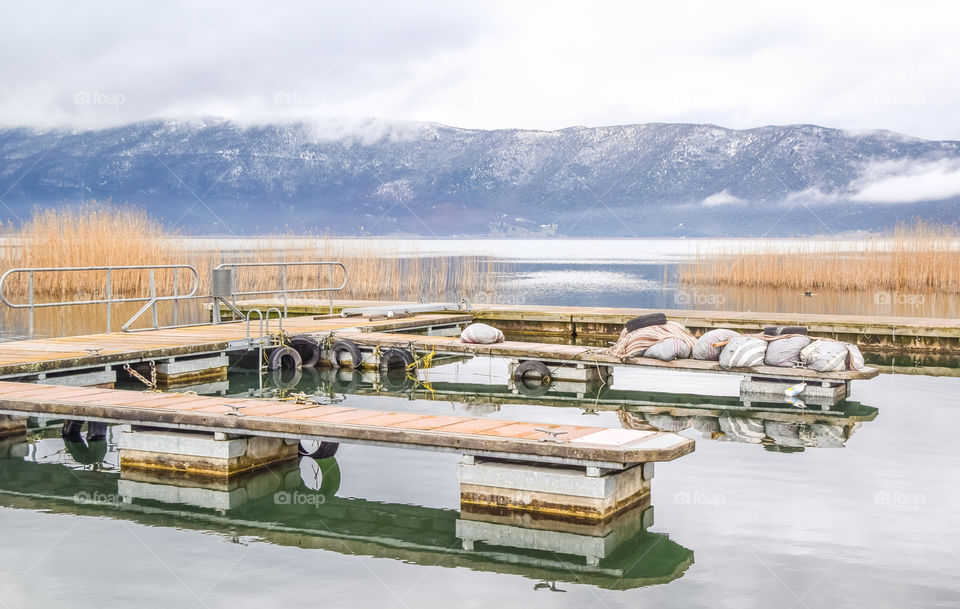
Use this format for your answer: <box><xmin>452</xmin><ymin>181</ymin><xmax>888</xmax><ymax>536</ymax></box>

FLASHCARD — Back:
<box><xmin>0</xmin><ymin>433</ymin><xmax>693</xmax><ymax>591</ymax></box>
<box><xmin>214</xmin><ymin>366</ymin><xmax>879</xmax><ymax>453</ymax></box>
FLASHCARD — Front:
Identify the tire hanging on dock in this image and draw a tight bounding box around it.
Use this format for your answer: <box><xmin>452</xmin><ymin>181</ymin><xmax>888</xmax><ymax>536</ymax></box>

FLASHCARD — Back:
<box><xmin>331</xmin><ymin>339</ymin><xmax>363</xmax><ymax>369</ymax></box>
<box><xmin>267</xmin><ymin>345</ymin><xmax>302</xmax><ymax>371</ymax></box>
<box><xmin>289</xmin><ymin>334</ymin><xmax>322</xmax><ymax>367</ymax></box>
<box><xmin>512</xmin><ymin>359</ymin><xmax>553</xmax><ymax>397</ymax></box>
<box><xmin>378</xmin><ymin>347</ymin><xmax>415</xmax><ymax>373</ymax></box>
<box><xmin>298</xmin><ymin>439</ymin><xmax>340</xmax><ymax>459</ymax></box>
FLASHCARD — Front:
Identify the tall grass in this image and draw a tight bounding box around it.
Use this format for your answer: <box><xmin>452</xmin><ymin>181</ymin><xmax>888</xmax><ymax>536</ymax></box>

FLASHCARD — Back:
<box><xmin>0</xmin><ymin>202</ymin><xmax>507</xmax><ymax>304</ymax></box>
<box><xmin>677</xmin><ymin>221</ymin><xmax>960</xmax><ymax>292</ymax></box>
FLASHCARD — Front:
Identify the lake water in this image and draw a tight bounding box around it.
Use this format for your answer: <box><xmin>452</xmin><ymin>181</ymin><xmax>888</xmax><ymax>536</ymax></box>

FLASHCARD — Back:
<box><xmin>0</xmin><ymin>240</ymin><xmax>958</xmax><ymax>607</ymax></box>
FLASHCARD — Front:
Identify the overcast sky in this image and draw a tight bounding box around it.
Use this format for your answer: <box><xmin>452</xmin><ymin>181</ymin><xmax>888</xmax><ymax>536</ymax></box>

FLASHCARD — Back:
<box><xmin>2</xmin><ymin>0</ymin><xmax>959</xmax><ymax>140</ymax></box>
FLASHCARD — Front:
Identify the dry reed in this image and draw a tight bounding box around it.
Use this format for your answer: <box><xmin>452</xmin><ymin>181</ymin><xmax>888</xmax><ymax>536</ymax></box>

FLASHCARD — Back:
<box><xmin>677</xmin><ymin>221</ymin><xmax>960</xmax><ymax>292</ymax></box>
<box><xmin>0</xmin><ymin>202</ymin><xmax>507</xmax><ymax>304</ymax></box>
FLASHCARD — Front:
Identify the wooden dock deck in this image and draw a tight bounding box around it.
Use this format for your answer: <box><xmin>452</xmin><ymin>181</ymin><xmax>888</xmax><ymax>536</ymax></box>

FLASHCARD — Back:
<box><xmin>0</xmin><ymin>313</ymin><xmax>467</xmax><ymax>378</ymax></box>
<box><xmin>217</xmin><ymin>298</ymin><xmax>960</xmax><ymax>354</ymax></box>
<box><xmin>0</xmin><ymin>381</ymin><xmax>693</xmax><ymax>467</ymax></box>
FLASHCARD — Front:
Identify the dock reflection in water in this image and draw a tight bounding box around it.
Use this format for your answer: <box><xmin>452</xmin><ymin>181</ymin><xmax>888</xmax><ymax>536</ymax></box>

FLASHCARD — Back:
<box><xmin>215</xmin><ymin>362</ymin><xmax>879</xmax><ymax>455</ymax></box>
<box><xmin>0</xmin><ymin>431</ymin><xmax>693</xmax><ymax>591</ymax></box>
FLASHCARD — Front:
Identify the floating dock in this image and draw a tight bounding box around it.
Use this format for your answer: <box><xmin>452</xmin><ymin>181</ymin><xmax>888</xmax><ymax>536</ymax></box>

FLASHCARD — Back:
<box><xmin>0</xmin><ymin>380</ymin><xmax>693</xmax><ymax>470</ymax></box>
<box><xmin>0</xmin><ymin>303</ymin><xmax>883</xmax><ymax>521</ymax></box>
<box><xmin>215</xmin><ymin>298</ymin><xmax>960</xmax><ymax>354</ymax></box>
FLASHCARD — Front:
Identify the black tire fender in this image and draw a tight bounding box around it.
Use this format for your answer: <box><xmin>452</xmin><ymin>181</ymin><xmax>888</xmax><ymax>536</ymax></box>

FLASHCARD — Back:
<box><xmin>298</xmin><ymin>440</ymin><xmax>340</xmax><ymax>459</ymax></box>
<box><xmin>763</xmin><ymin>325</ymin><xmax>809</xmax><ymax>336</ymax></box>
<box><xmin>625</xmin><ymin>313</ymin><xmax>668</xmax><ymax>333</ymax></box>
<box><xmin>378</xmin><ymin>347</ymin><xmax>415</xmax><ymax>373</ymax></box>
<box><xmin>513</xmin><ymin>359</ymin><xmax>552</xmax><ymax>383</ymax></box>
<box><xmin>331</xmin><ymin>339</ymin><xmax>363</xmax><ymax>369</ymax></box>
<box><xmin>513</xmin><ymin>360</ymin><xmax>553</xmax><ymax>397</ymax></box>
<box><xmin>267</xmin><ymin>346</ymin><xmax>302</xmax><ymax>371</ymax></box>
<box><xmin>289</xmin><ymin>334</ymin><xmax>321</xmax><ymax>367</ymax></box>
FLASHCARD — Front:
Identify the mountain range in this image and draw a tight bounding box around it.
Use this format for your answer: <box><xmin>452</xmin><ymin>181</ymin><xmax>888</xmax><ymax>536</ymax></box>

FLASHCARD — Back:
<box><xmin>1</xmin><ymin>118</ymin><xmax>958</xmax><ymax>236</ymax></box>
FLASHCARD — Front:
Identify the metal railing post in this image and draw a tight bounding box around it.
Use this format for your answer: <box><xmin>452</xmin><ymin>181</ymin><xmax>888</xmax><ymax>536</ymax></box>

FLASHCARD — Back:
<box><xmin>328</xmin><ymin>264</ymin><xmax>334</xmax><ymax>314</ymax></box>
<box><xmin>172</xmin><ymin>266</ymin><xmax>179</xmax><ymax>327</ymax></box>
<box><xmin>281</xmin><ymin>265</ymin><xmax>288</xmax><ymax>318</ymax></box>
<box><xmin>27</xmin><ymin>271</ymin><xmax>33</xmax><ymax>339</ymax></box>
<box><xmin>105</xmin><ymin>268</ymin><xmax>112</xmax><ymax>333</ymax></box>
<box><xmin>149</xmin><ymin>269</ymin><xmax>158</xmax><ymax>329</ymax></box>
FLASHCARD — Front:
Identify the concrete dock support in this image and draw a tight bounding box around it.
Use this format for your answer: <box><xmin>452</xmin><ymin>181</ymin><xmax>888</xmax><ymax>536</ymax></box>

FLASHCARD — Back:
<box><xmin>0</xmin><ymin>415</ymin><xmax>27</xmax><ymax>438</ymax></box>
<box><xmin>154</xmin><ymin>355</ymin><xmax>230</xmax><ymax>388</ymax></box>
<box><xmin>508</xmin><ymin>359</ymin><xmax>613</xmax><ymax>384</ymax></box>
<box><xmin>458</xmin><ymin>458</ymin><xmax>653</xmax><ymax>524</ymax></box>
<box><xmin>740</xmin><ymin>376</ymin><xmax>848</xmax><ymax>404</ymax></box>
<box><xmin>34</xmin><ymin>367</ymin><xmax>117</xmax><ymax>388</ymax></box>
<box><xmin>117</xmin><ymin>427</ymin><xmax>298</xmax><ymax>480</ymax></box>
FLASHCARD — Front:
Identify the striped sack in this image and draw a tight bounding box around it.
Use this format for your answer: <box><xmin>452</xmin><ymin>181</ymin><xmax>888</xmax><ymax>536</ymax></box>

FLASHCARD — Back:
<box><xmin>800</xmin><ymin>340</ymin><xmax>848</xmax><ymax>372</ymax></box>
<box><xmin>719</xmin><ymin>336</ymin><xmax>767</xmax><ymax>369</ymax></box>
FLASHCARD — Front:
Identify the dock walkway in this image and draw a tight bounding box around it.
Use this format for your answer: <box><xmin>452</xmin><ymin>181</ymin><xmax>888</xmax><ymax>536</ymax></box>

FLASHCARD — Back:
<box><xmin>0</xmin><ymin>381</ymin><xmax>692</xmax><ymax>468</ymax></box>
<box><xmin>217</xmin><ymin>298</ymin><xmax>960</xmax><ymax>354</ymax></box>
<box><xmin>0</xmin><ymin>313</ymin><xmax>465</xmax><ymax>378</ymax></box>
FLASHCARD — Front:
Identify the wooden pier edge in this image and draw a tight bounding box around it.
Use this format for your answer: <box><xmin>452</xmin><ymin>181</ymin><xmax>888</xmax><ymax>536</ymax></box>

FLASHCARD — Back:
<box><xmin>0</xmin><ymin>384</ymin><xmax>695</xmax><ymax>466</ymax></box>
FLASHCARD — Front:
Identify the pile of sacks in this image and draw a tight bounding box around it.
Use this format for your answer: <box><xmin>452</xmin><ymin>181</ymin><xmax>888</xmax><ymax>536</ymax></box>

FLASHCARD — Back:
<box><xmin>696</xmin><ymin>326</ymin><xmax>865</xmax><ymax>371</ymax></box>
<box><xmin>607</xmin><ymin>315</ymin><xmax>865</xmax><ymax>371</ymax></box>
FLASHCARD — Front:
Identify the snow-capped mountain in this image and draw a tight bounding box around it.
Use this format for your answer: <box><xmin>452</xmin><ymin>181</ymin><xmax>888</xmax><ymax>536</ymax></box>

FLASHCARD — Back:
<box><xmin>1</xmin><ymin>118</ymin><xmax>958</xmax><ymax>236</ymax></box>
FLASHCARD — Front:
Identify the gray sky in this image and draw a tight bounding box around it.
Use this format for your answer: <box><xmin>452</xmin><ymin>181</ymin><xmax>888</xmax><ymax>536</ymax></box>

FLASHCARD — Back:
<box><xmin>1</xmin><ymin>0</ymin><xmax>959</xmax><ymax>140</ymax></box>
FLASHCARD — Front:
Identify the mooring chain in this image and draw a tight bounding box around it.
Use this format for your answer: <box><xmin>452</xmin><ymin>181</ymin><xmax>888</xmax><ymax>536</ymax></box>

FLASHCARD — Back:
<box><xmin>124</xmin><ymin>361</ymin><xmax>157</xmax><ymax>389</ymax></box>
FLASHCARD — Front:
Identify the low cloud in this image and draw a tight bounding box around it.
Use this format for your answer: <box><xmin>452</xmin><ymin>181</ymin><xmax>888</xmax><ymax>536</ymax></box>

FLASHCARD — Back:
<box><xmin>702</xmin><ymin>190</ymin><xmax>746</xmax><ymax>206</ymax></box>
<box><xmin>849</xmin><ymin>158</ymin><xmax>960</xmax><ymax>203</ymax></box>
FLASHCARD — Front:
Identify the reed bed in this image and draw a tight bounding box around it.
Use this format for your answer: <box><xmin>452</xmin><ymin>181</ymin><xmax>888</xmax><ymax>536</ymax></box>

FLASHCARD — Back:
<box><xmin>677</xmin><ymin>221</ymin><xmax>960</xmax><ymax>292</ymax></box>
<box><xmin>0</xmin><ymin>203</ymin><xmax>507</xmax><ymax>304</ymax></box>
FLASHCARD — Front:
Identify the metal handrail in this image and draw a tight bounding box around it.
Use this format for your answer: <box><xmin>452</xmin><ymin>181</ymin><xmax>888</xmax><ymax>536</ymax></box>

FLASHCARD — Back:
<box><xmin>0</xmin><ymin>265</ymin><xmax>200</xmax><ymax>337</ymax></box>
<box><xmin>214</xmin><ymin>261</ymin><xmax>347</xmax><ymax>316</ymax></box>
<box><xmin>0</xmin><ymin>261</ymin><xmax>348</xmax><ymax>337</ymax></box>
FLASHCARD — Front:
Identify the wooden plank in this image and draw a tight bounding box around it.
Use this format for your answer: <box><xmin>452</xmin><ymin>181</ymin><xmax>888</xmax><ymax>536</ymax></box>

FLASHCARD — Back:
<box><xmin>433</xmin><ymin>419</ymin><xmax>517</xmax><ymax>434</ymax></box>
<box><xmin>0</xmin><ymin>381</ymin><xmax>695</xmax><ymax>464</ymax></box>
<box><xmin>479</xmin><ymin>422</ymin><xmax>546</xmax><ymax>439</ymax></box>
<box><xmin>237</xmin><ymin>402</ymin><xmax>320</xmax><ymax>417</ymax></box>
<box><xmin>349</xmin><ymin>412</ymin><xmax>430</xmax><ymax>427</ymax></box>
<box><xmin>393</xmin><ymin>415</ymin><xmax>470</xmax><ymax>430</ymax></box>
<box><xmin>279</xmin><ymin>406</ymin><xmax>356</xmax><ymax>420</ymax></box>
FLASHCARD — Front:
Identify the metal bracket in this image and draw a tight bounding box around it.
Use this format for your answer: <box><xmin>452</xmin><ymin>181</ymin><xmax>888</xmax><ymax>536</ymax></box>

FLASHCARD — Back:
<box><xmin>224</xmin><ymin>404</ymin><xmax>246</xmax><ymax>417</ymax></box>
<box><xmin>535</xmin><ymin>428</ymin><xmax>568</xmax><ymax>443</ymax></box>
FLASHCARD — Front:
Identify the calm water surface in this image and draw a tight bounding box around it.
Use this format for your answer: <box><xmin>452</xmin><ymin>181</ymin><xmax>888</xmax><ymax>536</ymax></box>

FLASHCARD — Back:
<box><xmin>0</xmin><ymin>241</ymin><xmax>958</xmax><ymax>607</ymax></box>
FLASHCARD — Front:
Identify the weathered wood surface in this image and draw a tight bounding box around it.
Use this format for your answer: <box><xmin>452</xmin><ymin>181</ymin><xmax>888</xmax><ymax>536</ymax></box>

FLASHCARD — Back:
<box><xmin>332</xmin><ymin>330</ymin><xmax>879</xmax><ymax>381</ymax></box>
<box><xmin>0</xmin><ymin>314</ymin><xmax>461</xmax><ymax>377</ymax></box>
<box><xmin>219</xmin><ymin>298</ymin><xmax>960</xmax><ymax>338</ymax></box>
<box><xmin>218</xmin><ymin>298</ymin><xmax>960</xmax><ymax>354</ymax></box>
<box><xmin>0</xmin><ymin>381</ymin><xmax>694</xmax><ymax>464</ymax></box>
